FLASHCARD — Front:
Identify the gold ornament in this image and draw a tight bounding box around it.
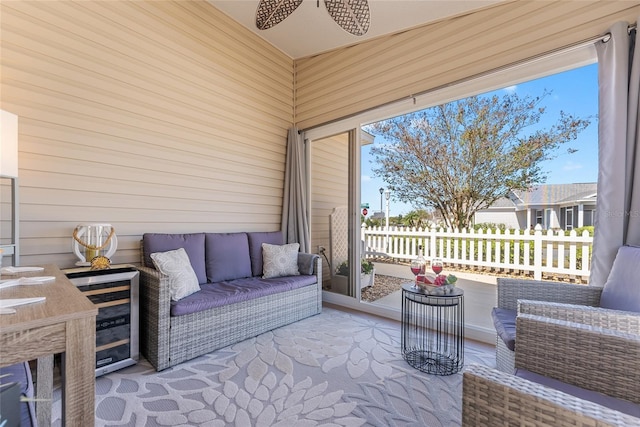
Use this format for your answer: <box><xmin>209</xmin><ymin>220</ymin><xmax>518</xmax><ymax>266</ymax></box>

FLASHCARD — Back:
<box><xmin>90</xmin><ymin>255</ymin><xmax>111</xmax><ymax>270</ymax></box>
<box><xmin>73</xmin><ymin>226</ymin><xmax>115</xmax><ymax>251</ymax></box>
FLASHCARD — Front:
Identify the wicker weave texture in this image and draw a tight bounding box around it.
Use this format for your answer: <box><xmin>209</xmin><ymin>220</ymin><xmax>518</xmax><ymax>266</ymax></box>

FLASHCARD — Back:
<box><xmin>462</xmin><ymin>364</ymin><xmax>640</xmax><ymax>427</ymax></box>
<box><xmin>138</xmin><ymin>257</ymin><xmax>322</xmax><ymax>371</ymax></box>
<box><xmin>519</xmin><ymin>300</ymin><xmax>640</xmax><ymax>333</ymax></box>
<box><xmin>515</xmin><ymin>314</ymin><xmax>640</xmax><ymax>404</ymax></box>
<box><xmin>496</xmin><ymin>278</ymin><xmax>602</xmax><ymax>311</ymax></box>
<box><xmin>494</xmin><ymin>278</ymin><xmax>604</xmax><ymax>373</ymax></box>
<box><xmin>168</xmin><ymin>285</ymin><xmax>320</xmax><ymax>367</ymax></box>
<box><xmin>139</xmin><ymin>265</ymin><xmax>171</xmax><ymax>371</ymax></box>
<box><xmin>495</xmin><ymin>336</ymin><xmax>515</xmax><ymax>374</ymax></box>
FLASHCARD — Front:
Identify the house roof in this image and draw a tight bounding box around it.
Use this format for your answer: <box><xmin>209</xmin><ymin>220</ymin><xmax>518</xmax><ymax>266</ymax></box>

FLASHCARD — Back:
<box><xmin>488</xmin><ymin>197</ymin><xmax>519</xmax><ymax>209</ymax></box>
<box><xmin>486</xmin><ymin>183</ymin><xmax>597</xmax><ymax>210</ymax></box>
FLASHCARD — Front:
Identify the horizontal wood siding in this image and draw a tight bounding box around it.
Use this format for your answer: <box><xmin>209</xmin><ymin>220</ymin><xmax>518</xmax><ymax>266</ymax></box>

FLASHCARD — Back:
<box><xmin>310</xmin><ymin>133</ymin><xmax>349</xmax><ymax>283</ymax></box>
<box><xmin>295</xmin><ymin>1</ymin><xmax>640</xmax><ymax>129</ymax></box>
<box><xmin>0</xmin><ymin>1</ymin><xmax>294</xmax><ymax>267</ymax></box>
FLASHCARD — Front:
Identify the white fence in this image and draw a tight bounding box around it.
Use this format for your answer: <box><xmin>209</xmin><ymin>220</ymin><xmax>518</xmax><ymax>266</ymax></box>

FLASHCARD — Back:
<box><xmin>362</xmin><ymin>226</ymin><xmax>593</xmax><ymax>281</ymax></box>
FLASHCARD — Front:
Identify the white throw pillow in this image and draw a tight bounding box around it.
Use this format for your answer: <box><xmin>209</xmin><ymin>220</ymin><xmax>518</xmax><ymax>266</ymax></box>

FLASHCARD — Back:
<box><xmin>151</xmin><ymin>248</ymin><xmax>201</xmax><ymax>301</ymax></box>
<box><xmin>262</xmin><ymin>243</ymin><xmax>300</xmax><ymax>279</ymax></box>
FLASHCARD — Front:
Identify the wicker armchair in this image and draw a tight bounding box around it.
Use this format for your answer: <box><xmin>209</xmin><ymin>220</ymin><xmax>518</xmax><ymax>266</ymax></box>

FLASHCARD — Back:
<box><xmin>494</xmin><ymin>278</ymin><xmax>603</xmax><ymax>372</ymax></box>
<box><xmin>494</xmin><ymin>246</ymin><xmax>640</xmax><ymax>373</ymax></box>
<box><xmin>463</xmin><ymin>314</ymin><xmax>640</xmax><ymax>426</ymax></box>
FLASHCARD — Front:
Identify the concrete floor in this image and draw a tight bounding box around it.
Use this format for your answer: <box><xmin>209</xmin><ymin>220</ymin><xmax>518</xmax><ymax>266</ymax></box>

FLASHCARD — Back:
<box><xmin>372</xmin><ymin>262</ymin><xmax>497</xmax><ymax>333</ymax></box>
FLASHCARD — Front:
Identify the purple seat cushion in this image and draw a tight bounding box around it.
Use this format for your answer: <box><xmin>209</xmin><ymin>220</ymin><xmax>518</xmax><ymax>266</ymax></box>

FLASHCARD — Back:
<box><xmin>492</xmin><ymin>307</ymin><xmax>517</xmax><ymax>351</ymax></box>
<box><xmin>516</xmin><ymin>368</ymin><xmax>640</xmax><ymax>418</ymax></box>
<box><xmin>170</xmin><ymin>275</ymin><xmax>317</xmax><ymax>316</ymax></box>
<box><xmin>143</xmin><ymin>233</ymin><xmax>206</xmax><ymax>284</ymax></box>
<box><xmin>248</xmin><ymin>231</ymin><xmax>283</xmax><ymax>277</ymax></box>
<box><xmin>205</xmin><ymin>232</ymin><xmax>252</xmax><ymax>282</ymax></box>
<box><xmin>600</xmin><ymin>246</ymin><xmax>640</xmax><ymax>313</ymax></box>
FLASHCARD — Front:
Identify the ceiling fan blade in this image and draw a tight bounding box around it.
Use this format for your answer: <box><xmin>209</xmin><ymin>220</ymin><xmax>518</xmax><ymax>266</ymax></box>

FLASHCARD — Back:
<box><xmin>324</xmin><ymin>0</ymin><xmax>370</xmax><ymax>36</ymax></box>
<box><xmin>256</xmin><ymin>0</ymin><xmax>304</xmax><ymax>30</ymax></box>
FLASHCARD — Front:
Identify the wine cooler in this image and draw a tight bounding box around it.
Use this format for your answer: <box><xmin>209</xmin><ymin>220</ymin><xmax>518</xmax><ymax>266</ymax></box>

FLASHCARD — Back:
<box><xmin>65</xmin><ymin>265</ymin><xmax>139</xmax><ymax>377</ymax></box>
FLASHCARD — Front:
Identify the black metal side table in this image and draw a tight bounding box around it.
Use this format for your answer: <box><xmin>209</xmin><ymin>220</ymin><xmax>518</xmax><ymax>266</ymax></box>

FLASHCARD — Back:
<box><xmin>401</xmin><ymin>283</ymin><xmax>464</xmax><ymax>375</ymax></box>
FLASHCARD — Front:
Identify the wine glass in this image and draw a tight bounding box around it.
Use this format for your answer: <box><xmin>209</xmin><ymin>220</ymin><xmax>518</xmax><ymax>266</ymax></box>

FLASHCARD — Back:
<box><xmin>431</xmin><ymin>258</ymin><xmax>443</xmax><ymax>276</ymax></box>
<box><xmin>410</xmin><ymin>254</ymin><xmax>426</xmax><ymax>288</ymax></box>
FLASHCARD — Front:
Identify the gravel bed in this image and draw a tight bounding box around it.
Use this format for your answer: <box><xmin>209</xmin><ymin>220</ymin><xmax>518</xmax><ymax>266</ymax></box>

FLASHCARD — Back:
<box><xmin>360</xmin><ymin>274</ymin><xmax>407</xmax><ymax>302</ymax></box>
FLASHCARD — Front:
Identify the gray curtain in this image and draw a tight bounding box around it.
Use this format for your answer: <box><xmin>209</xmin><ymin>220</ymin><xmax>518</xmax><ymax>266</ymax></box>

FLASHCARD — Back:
<box><xmin>281</xmin><ymin>127</ymin><xmax>310</xmax><ymax>252</ymax></box>
<box><xmin>591</xmin><ymin>18</ymin><xmax>639</xmax><ymax>286</ymax></box>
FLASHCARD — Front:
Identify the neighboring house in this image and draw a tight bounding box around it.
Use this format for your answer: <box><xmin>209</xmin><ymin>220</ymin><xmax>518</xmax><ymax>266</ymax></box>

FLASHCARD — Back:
<box><xmin>474</xmin><ymin>183</ymin><xmax>597</xmax><ymax>230</ymax></box>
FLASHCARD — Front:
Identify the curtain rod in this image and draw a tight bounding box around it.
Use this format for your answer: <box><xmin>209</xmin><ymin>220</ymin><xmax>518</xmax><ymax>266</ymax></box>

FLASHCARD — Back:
<box><xmin>301</xmin><ymin>24</ymin><xmax>636</xmax><ymax>133</ymax></box>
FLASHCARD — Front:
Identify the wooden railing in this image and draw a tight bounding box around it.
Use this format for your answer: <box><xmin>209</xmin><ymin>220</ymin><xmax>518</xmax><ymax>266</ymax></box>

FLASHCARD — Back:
<box><xmin>362</xmin><ymin>225</ymin><xmax>593</xmax><ymax>281</ymax></box>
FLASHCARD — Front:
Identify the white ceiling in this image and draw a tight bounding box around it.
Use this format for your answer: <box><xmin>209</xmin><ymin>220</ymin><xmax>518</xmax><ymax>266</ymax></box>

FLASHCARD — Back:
<box><xmin>209</xmin><ymin>0</ymin><xmax>503</xmax><ymax>59</ymax></box>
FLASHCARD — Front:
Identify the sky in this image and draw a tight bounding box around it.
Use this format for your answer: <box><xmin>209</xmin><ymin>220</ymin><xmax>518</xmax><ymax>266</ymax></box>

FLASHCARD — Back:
<box><xmin>360</xmin><ymin>63</ymin><xmax>599</xmax><ymax>216</ymax></box>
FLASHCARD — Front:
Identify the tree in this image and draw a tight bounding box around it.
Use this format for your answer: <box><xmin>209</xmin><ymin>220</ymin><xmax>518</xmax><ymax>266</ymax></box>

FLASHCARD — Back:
<box><xmin>369</xmin><ymin>91</ymin><xmax>591</xmax><ymax>229</ymax></box>
<box><xmin>400</xmin><ymin>209</ymin><xmax>434</xmax><ymax>229</ymax></box>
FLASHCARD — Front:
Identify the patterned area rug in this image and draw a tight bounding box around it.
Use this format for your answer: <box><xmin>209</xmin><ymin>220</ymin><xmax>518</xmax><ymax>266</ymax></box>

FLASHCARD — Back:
<box><xmin>53</xmin><ymin>306</ymin><xmax>495</xmax><ymax>426</ymax></box>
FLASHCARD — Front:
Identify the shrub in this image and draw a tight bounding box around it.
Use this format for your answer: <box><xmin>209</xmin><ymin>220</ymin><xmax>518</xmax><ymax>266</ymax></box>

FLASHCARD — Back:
<box><xmin>337</xmin><ymin>259</ymin><xmax>374</xmax><ymax>276</ymax></box>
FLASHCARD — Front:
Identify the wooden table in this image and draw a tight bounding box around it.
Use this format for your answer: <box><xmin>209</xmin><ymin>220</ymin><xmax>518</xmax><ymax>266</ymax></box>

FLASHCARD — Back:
<box><xmin>0</xmin><ymin>264</ymin><xmax>98</xmax><ymax>426</ymax></box>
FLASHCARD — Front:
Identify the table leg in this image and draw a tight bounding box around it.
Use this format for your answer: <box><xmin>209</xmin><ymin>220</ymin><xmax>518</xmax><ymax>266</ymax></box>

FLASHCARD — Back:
<box><xmin>36</xmin><ymin>355</ymin><xmax>53</xmax><ymax>427</ymax></box>
<box><xmin>62</xmin><ymin>316</ymin><xmax>95</xmax><ymax>426</ymax></box>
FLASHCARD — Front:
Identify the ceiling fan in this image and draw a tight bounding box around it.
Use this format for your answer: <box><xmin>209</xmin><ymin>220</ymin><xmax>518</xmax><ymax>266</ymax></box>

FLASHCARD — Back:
<box><xmin>256</xmin><ymin>0</ymin><xmax>370</xmax><ymax>36</ymax></box>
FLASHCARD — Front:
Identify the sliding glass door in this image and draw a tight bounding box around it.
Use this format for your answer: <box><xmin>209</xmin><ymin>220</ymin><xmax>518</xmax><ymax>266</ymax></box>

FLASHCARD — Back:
<box><xmin>309</xmin><ymin>130</ymin><xmax>361</xmax><ymax>299</ymax></box>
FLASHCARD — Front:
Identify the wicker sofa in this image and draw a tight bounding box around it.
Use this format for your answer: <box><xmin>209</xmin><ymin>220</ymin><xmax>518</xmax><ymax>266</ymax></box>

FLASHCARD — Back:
<box><xmin>463</xmin><ymin>314</ymin><xmax>640</xmax><ymax>426</ymax></box>
<box><xmin>137</xmin><ymin>231</ymin><xmax>322</xmax><ymax>371</ymax></box>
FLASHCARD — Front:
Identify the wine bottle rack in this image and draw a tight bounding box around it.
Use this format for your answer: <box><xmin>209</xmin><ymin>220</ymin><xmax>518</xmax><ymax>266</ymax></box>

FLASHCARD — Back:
<box><xmin>65</xmin><ymin>265</ymin><xmax>139</xmax><ymax>377</ymax></box>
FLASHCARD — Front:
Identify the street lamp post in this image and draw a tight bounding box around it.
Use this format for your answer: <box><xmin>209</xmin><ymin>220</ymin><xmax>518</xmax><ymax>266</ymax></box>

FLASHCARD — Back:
<box><xmin>378</xmin><ymin>187</ymin><xmax>384</xmax><ymax>212</ymax></box>
<box><xmin>384</xmin><ymin>189</ymin><xmax>391</xmax><ymax>252</ymax></box>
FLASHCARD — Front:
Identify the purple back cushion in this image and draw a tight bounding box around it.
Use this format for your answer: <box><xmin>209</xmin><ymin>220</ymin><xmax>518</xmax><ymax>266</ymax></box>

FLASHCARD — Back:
<box><xmin>205</xmin><ymin>233</ymin><xmax>252</xmax><ymax>282</ymax></box>
<box><xmin>143</xmin><ymin>233</ymin><xmax>206</xmax><ymax>284</ymax></box>
<box><xmin>600</xmin><ymin>245</ymin><xmax>640</xmax><ymax>313</ymax></box>
<box><xmin>247</xmin><ymin>231</ymin><xmax>284</xmax><ymax>276</ymax></box>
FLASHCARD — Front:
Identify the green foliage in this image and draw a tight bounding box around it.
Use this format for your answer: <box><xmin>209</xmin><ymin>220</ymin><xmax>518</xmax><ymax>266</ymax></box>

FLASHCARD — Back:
<box><xmin>473</xmin><ymin>222</ymin><xmax>509</xmax><ymax>232</ymax></box>
<box><xmin>401</xmin><ymin>209</ymin><xmax>434</xmax><ymax>229</ymax></box>
<box><xmin>363</xmin><ymin>215</ymin><xmax>405</xmax><ymax>228</ymax></box>
<box><xmin>569</xmin><ymin>226</ymin><xmax>594</xmax><ymax>237</ymax></box>
<box><xmin>364</xmin><ymin>217</ymin><xmax>382</xmax><ymax>227</ymax></box>
<box><xmin>367</xmin><ymin>92</ymin><xmax>592</xmax><ymax>229</ymax></box>
<box><xmin>337</xmin><ymin>259</ymin><xmax>374</xmax><ymax>276</ymax></box>
<box><xmin>566</xmin><ymin>226</ymin><xmax>594</xmax><ymax>269</ymax></box>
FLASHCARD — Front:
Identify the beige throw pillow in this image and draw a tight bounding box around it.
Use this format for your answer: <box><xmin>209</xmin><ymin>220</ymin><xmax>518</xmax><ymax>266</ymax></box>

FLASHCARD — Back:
<box><xmin>262</xmin><ymin>243</ymin><xmax>300</xmax><ymax>279</ymax></box>
<box><xmin>151</xmin><ymin>248</ymin><xmax>201</xmax><ymax>301</ymax></box>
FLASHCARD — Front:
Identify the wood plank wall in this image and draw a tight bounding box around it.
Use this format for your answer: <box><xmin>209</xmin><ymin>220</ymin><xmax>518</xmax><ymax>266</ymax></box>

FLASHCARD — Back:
<box><xmin>0</xmin><ymin>1</ymin><xmax>294</xmax><ymax>267</ymax></box>
<box><xmin>2</xmin><ymin>0</ymin><xmax>639</xmax><ymax>268</ymax></box>
<box><xmin>295</xmin><ymin>1</ymin><xmax>640</xmax><ymax>129</ymax></box>
<box><xmin>310</xmin><ymin>133</ymin><xmax>349</xmax><ymax>283</ymax></box>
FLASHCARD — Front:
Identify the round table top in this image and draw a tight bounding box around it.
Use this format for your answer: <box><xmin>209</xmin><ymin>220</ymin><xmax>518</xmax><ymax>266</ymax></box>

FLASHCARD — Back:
<box><xmin>401</xmin><ymin>282</ymin><xmax>464</xmax><ymax>297</ymax></box>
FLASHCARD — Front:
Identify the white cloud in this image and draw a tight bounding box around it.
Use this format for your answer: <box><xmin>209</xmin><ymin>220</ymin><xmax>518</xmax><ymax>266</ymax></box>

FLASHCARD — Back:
<box><xmin>361</xmin><ymin>175</ymin><xmax>372</xmax><ymax>182</ymax></box>
<box><xmin>563</xmin><ymin>161</ymin><xmax>583</xmax><ymax>171</ymax></box>
<box><xmin>503</xmin><ymin>85</ymin><xmax>517</xmax><ymax>93</ymax></box>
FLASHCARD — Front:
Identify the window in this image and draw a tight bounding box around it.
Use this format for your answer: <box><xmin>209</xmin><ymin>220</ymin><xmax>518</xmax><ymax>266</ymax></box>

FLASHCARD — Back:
<box><xmin>566</xmin><ymin>207</ymin><xmax>574</xmax><ymax>230</ymax></box>
<box><xmin>545</xmin><ymin>209</ymin><xmax>553</xmax><ymax>229</ymax></box>
<box><xmin>584</xmin><ymin>209</ymin><xmax>595</xmax><ymax>227</ymax></box>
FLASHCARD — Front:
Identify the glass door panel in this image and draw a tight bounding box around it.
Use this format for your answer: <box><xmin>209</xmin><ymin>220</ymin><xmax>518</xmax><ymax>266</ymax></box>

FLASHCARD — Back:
<box><xmin>310</xmin><ymin>132</ymin><xmax>354</xmax><ymax>296</ymax></box>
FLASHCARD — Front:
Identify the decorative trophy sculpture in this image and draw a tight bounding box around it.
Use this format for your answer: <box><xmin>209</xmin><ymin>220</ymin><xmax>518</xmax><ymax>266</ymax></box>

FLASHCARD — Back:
<box><xmin>72</xmin><ymin>223</ymin><xmax>117</xmax><ymax>267</ymax></box>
